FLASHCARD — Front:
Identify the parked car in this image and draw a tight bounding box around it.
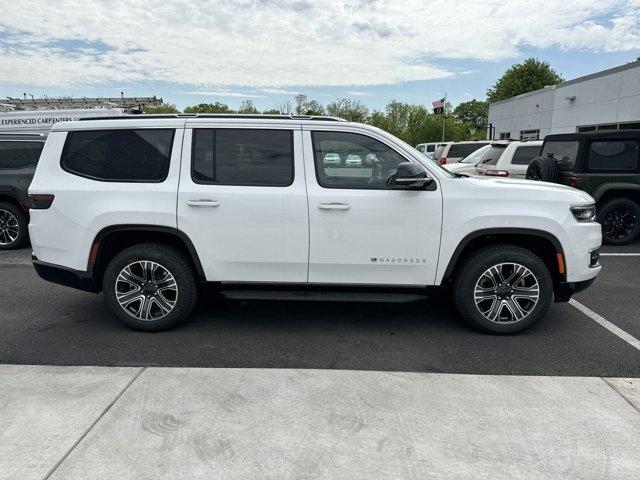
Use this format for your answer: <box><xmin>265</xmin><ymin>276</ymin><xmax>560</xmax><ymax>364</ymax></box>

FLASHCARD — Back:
<box><xmin>434</xmin><ymin>141</ymin><xmax>490</xmax><ymax>165</ymax></box>
<box><xmin>323</xmin><ymin>153</ymin><xmax>341</xmax><ymax>167</ymax></box>
<box><xmin>526</xmin><ymin>130</ymin><xmax>640</xmax><ymax>245</ymax></box>
<box><xmin>0</xmin><ymin>133</ymin><xmax>46</xmax><ymax>249</ymax></box>
<box><xmin>364</xmin><ymin>153</ymin><xmax>378</xmax><ymax>166</ymax></box>
<box><xmin>29</xmin><ymin>115</ymin><xmax>601</xmax><ymax>334</ymax></box>
<box><xmin>345</xmin><ymin>154</ymin><xmax>362</xmax><ymax>167</ymax></box>
<box><xmin>416</xmin><ymin>142</ymin><xmax>445</xmax><ymax>155</ymax></box>
<box><xmin>475</xmin><ymin>141</ymin><xmax>542</xmax><ymax>178</ymax></box>
<box><xmin>444</xmin><ymin>144</ymin><xmax>492</xmax><ymax>176</ymax></box>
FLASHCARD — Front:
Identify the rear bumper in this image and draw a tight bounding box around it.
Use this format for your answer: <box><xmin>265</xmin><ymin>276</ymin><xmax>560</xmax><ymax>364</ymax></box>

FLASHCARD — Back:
<box><xmin>32</xmin><ymin>256</ymin><xmax>99</xmax><ymax>293</ymax></box>
<box><xmin>554</xmin><ymin>278</ymin><xmax>596</xmax><ymax>303</ymax></box>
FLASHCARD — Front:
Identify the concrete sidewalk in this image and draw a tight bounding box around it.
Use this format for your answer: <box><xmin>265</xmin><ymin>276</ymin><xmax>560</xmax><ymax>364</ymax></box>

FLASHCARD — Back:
<box><xmin>1</xmin><ymin>366</ymin><xmax>639</xmax><ymax>480</ymax></box>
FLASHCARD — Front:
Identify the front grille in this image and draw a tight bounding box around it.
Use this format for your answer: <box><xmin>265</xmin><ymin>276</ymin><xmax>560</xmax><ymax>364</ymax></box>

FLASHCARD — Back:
<box><xmin>590</xmin><ymin>249</ymin><xmax>600</xmax><ymax>268</ymax></box>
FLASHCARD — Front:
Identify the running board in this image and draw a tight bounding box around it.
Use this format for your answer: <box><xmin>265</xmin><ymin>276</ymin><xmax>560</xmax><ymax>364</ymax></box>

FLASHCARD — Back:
<box><xmin>220</xmin><ymin>290</ymin><xmax>427</xmax><ymax>303</ymax></box>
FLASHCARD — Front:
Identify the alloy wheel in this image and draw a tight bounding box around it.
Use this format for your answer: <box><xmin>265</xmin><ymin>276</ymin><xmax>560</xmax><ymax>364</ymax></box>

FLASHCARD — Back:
<box><xmin>603</xmin><ymin>207</ymin><xmax>637</xmax><ymax>241</ymax></box>
<box><xmin>0</xmin><ymin>209</ymin><xmax>20</xmax><ymax>246</ymax></box>
<box><xmin>115</xmin><ymin>260</ymin><xmax>178</xmax><ymax>321</ymax></box>
<box><xmin>473</xmin><ymin>262</ymin><xmax>540</xmax><ymax>324</ymax></box>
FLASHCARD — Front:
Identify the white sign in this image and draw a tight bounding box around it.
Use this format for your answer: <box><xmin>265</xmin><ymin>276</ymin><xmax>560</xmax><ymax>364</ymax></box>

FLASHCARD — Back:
<box><xmin>0</xmin><ymin>109</ymin><xmax>125</xmax><ymax>133</ymax></box>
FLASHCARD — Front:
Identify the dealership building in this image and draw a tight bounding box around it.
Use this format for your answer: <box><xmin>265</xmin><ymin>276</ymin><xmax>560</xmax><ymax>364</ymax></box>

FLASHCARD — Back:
<box><xmin>487</xmin><ymin>60</ymin><xmax>640</xmax><ymax>141</ymax></box>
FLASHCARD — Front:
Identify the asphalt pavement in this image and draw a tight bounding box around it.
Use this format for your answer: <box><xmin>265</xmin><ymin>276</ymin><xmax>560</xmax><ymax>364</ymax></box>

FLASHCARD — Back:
<box><xmin>1</xmin><ymin>245</ymin><xmax>639</xmax><ymax>376</ymax></box>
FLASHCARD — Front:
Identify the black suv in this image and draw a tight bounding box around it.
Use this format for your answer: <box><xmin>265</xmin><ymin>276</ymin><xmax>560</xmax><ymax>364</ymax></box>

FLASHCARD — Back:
<box><xmin>526</xmin><ymin>130</ymin><xmax>640</xmax><ymax>245</ymax></box>
<box><xmin>0</xmin><ymin>133</ymin><xmax>46</xmax><ymax>249</ymax></box>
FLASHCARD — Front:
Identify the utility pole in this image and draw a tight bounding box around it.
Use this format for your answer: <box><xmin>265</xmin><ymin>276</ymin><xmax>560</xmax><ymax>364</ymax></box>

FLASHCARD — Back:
<box><xmin>441</xmin><ymin>92</ymin><xmax>447</xmax><ymax>142</ymax></box>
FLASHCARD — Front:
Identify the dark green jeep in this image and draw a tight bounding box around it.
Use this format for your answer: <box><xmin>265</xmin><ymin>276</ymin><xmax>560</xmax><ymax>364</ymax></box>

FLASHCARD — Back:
<box><xmin>526</xmin><ymin>130</ymin><xmax>640</xmax><ymax>245</ymax></box>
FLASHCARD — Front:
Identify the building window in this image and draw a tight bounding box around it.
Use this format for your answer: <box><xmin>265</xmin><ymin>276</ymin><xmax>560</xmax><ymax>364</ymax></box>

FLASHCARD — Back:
<box><xmin>519</xmin><ymin>129</ymin><xmax>540</xmax><ymax>141</ymax></box>
<box><xmin>499</xmin><ymin>132</ymin><xmax>511</xmax><ymax>140</ymax></box>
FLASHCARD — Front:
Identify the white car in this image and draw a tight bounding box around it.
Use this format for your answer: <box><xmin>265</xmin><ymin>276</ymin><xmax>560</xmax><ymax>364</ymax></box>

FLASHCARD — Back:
<box><xmin>443</xmin><ymin>144</ymin><xmax>491</xmax><ymax>176</ymax></box>
<box><xmin>345</xmin><ymin>154</ymin><xmax>362</xmax><ymax>167</ymax></box>
<box><xmin>29</xmin><ymin>115</ymin><xmax>601</xmax><ymax>334</ymax></box>
<box><xmin>323</xmin><ymin>153</ymin><xmax>341</xmax><ymax>166</ymax></box>
<box><xmin>433</xmin><ymin>141</ymin><xmax>490</xmax><ymax>165</ymax></box>
<box><xmin>475</xmin><ymin>141</ymin><xmax>543</xmax><ymax>178</ymax></box>
<box><xmin>416</xmin><ymin>142</ymin><xmax>445</xmax><ymax>155</ymax></box>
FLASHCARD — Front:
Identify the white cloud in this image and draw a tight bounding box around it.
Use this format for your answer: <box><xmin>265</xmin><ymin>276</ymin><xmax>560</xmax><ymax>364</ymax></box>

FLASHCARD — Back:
<box><xmin>347</xmin><ymin>91</ymin><xmax>370</xmax><ymax>96</ymax></box>
<box><xmin>0</xmin><ymin>0</ymin><xmax>638</xmax><ymax>88</ymax></box>
<box><xmin>182</xmin><ymin>90</ymin><xmax>263</xmax><ymax>98</ymax></box>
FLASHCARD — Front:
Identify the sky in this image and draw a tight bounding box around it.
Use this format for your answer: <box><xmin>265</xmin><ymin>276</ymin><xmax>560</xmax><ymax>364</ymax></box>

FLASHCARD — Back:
<box><xmin>1</xmin><ymin>0</ymin><xmax>639</xmax><ymax>111</ymax></box>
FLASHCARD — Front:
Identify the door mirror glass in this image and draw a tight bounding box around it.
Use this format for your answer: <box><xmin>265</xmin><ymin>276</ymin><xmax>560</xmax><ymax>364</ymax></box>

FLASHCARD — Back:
<box><xmin>393</xmin><ymin>162</ymin><xmax>433</xmax><ymax>189</ymax></box>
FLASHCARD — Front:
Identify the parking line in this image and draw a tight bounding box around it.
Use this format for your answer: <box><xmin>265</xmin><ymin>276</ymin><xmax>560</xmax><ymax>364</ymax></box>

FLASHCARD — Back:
<box><xmin>569</xmin><ymin>299</ymin><xmax>640</xmax><ymax>352</ymax></box>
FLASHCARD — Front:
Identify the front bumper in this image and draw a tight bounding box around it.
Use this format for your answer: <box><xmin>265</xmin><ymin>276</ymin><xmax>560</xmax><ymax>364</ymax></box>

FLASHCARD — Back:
<box><xmin>32</xmin><ymin>256</ymin><xmax>99</xmax><ymax>293</ymax></box>
<box><xmin>554</xmin><ymin>278</ymin><xmax>597</xmax><ymax>303</ymax></box>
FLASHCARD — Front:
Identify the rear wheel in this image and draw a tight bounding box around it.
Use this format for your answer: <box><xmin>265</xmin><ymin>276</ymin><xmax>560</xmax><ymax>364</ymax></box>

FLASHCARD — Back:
<box><xmin>453</xmin><ymin>245</ymin><xmax>553</xmax><ymax>334</ymax></box>
<box><xmin>598</xmin><ymin>198</ymin><xmax>640</xmax><ymax>245</ymax></box>
<box><xmin>103</xmin><ymin>243</ymin><xmax>199</xmax><ymax>331</ymax></box>
<box><xmin>0</xmin><ymin>202</ymin><xmax>27</xmax><ymax>250</ymax></box>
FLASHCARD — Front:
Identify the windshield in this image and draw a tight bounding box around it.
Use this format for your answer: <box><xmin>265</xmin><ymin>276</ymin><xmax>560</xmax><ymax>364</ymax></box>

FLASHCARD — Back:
<box><xmin>541</xmin><ymin>140</ymin><xmax>580</xmax><ymax>170</ymax></box>
<box><xmin>460</xmin><ymin>144</ymin><xmax>491</xmax><ymax>164</ymax></box>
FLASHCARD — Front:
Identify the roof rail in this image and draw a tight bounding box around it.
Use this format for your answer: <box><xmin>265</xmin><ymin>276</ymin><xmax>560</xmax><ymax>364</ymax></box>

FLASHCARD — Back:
<box><xmin>0</xmin><ymin>132</ymin><xmax>46</xmax><ymax>138</ymax></box>
<box><xmin>78</xmin><ymin>113</ymin><xmax>347</xmax><ymax>122</ymax></box>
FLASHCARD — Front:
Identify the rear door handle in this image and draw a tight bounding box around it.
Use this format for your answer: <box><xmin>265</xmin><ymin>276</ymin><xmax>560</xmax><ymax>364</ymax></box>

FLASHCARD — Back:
<box><xmin>318</xmin><ymin>202</ymin><xmax>351</xmax><ymax>211</ymax></box>
<box><xmin>187</xmin><ymin>199</ymin><xmax>220</xmax><ymax>207</ymax></box>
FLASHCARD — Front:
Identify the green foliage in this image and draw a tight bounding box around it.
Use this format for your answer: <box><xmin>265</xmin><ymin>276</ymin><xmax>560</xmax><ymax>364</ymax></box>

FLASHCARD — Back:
<box><xmin>453</xmin><ymin>99</ymin><xmax>488</xmax><ymax>125</ymax></box>
<box><xmin>237</xmin><ymin>99</ymin><xmax>259</xmax><ymax>114</ymax></box>
<box><xmin>325</xmin><ymin>98</ymin><xmax>369</xmax><ymax>122</ymax></box>
<box><xmin>487</xmin><ymin>58</ymin><xmax>563</xmax><ymax>103</ymax></box>
<box><xmin>142</xmin><ymin>103</ymin><xmax>180</xmax><ymax>114</ymax></box>
<box><xmin>294</xmin><ymin>94</ymin><xmax>324</xmax><ymax>115</ymax></box>
<box><xmin>183</xmin><ymin>102</ymin><xmax>233</xmax><ymax>114</ymax></box>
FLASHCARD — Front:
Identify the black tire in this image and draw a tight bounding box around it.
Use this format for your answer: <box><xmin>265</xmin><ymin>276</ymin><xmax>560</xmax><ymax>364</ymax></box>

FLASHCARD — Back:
<box><xmin>0</xmin><ymin>201</ymin><xmax>28</xmax><ymax>250</ymax></box>
<box><xmin>453</xmin><ymin>245</ymin><xmax>553</xmax><ymax>334</ymax></box>
<box><xmin>598</xmin><ymin>198</ymin><xmax>640</xmax><ymax>245</ymax></box>
<box><xmin>525</xmin><ymin>156</ymin><xmax>559</xmax><ymax>183</ymax></box>
<box><xmin>103</xmin><ymin>243</ymin><xmax>199</xmax><ymax>331</ymax></box>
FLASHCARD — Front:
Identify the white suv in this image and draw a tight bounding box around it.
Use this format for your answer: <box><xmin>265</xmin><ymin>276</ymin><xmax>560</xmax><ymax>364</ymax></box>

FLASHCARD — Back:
<box><xmin>28</xmin><ymin>115</ymin><xmax>601</xmax><ymax>334</ymax></box>
<box><xmin>475</xmin><ymin>141</ymin><xmax>543</xmax><ymax>178</ymax></box>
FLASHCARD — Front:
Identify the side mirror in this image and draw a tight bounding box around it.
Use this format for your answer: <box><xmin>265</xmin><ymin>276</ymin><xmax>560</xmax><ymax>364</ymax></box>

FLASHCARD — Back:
<box><xmin>394</xmin><ymin>162</ymin><xmax>433</xmax><ymax>189</ymax></box>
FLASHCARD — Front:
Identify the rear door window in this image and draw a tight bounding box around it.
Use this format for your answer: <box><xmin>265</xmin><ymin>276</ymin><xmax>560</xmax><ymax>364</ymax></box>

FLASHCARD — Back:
<box><xmin>0</xmin><ymin>141</ymin><xmax>43</xmax><ymax>169</ymax></box>
<box><xmin>62</xmin><ymin>129</ymin><xmax>174</xmax><ymax>182</ymax></box>
<box><xmin>192</xmin><ymin>129</ymin><xmax>293</xmax><ymax>186</ymax></box>
<box><xmin>540</xmin><ymin>141</ymin><xmax>580</xmax><ymax>170</ymax></box>
<box><xmin>511</xmin><ymin>145</ymin><xmax>541</xmax><ymax>165</ymax></box>
<box><xmin>587</xmin><ymin>141</ymin><xmax>639</xmax><ymax>171</ymax></box>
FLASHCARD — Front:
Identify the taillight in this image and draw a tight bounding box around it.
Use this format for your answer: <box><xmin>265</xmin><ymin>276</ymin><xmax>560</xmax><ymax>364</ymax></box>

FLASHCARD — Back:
<box><xmin>485</xmin><ymin>170</ymin><xmax>509</xmax><ymax>177</ymax></box>
<box><xmin>568</xmin><ymin>175</ymin><xmax>582</xmax><ymax>188</ymax></box>
<box><xmin>439</xmin><ymin>157</ymin><xmax>447</xmax><ymax>165</ymax></box>
<box><xmin>29</xmin><ymin>194</ymin><xmax>55</xmax><ymax>209</ymax></box>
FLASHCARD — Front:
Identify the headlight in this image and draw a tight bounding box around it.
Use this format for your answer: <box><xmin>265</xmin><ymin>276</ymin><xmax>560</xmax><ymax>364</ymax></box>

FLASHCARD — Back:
<box><xmin>570</xmin><ymin>204</ymin><xmax>597</xmax><ymax>222</ymax></box>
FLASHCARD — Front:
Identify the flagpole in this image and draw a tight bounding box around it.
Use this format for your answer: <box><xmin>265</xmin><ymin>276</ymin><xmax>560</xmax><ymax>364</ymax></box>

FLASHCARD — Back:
<box><xmin>441</xmin><ymin>92</ymin><xmax>447</xmax><ymax>142</ymax></box>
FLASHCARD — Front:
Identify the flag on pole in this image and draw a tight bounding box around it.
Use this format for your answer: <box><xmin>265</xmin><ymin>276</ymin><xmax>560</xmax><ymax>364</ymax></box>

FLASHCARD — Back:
<box><xmin>432</xmin><ymin>97</ymin><xmax>445</xmax><ymax>114</ymax></box>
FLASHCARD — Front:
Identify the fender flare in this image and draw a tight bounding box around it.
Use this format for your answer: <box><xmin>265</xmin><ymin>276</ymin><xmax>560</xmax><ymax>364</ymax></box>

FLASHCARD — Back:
<box><xmin>591</xmin><ymin>183</ymin><xmax>640</xmax><ymax>203</ymax></box>
<box><xmin>90</xmin><ymin>224</ymin><xmax>205</xmax><ymax>278</ymax></box>
<box><xmin>442</xmin><ymin>227</ymin><xmax>565</xmax><ymax>280</ymax></box>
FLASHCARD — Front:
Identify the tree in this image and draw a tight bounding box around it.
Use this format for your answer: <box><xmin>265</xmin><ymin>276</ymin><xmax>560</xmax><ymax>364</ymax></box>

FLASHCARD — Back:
<box><xmin>237</xmin><ymin>99</ymin><xmax>259</xmax><ymax>114</ymax></box>
<box><xmin>487</xmin><ymin>58</ymin><xmax>563</xmax><ymax>103</ymax></box>
<box><xmin>142</xmin><ymin>103</ymin><xmax>180</xmax><ymax>114</ymax></box>
<box><xmin>293</xmin><ymin>94</ymin><xmax>324</xmax><ymax>115</ymax></box>
<box><xmin>183</xmin><ymin>102</ymin><xmax>233</xmax><ymax>114</ymax></box>
<box><xmin>262</xmin><ymin>108</ymin><xmax>281</xmax><ymax>115</ymax></box>
<box><xmin>453</xmin><ymin>99</ymin><xmax>488</xmax><ymax>125</ymax></box>
<box><xmin>326</xmin><ymin>98</ymin><xmax>369</xmax><ymax>122</ymax></box>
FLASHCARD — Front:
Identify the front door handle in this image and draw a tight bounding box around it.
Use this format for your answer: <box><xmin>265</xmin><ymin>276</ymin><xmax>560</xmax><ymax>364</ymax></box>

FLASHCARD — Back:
<box><xmin>187</xmin><ymin>199</ymin><xmax>220</xmax><ymax>207</ymax></box>
<box><xmin>318</xmin><ymin>202</ymin><xmax>351</xmax><ymax>211</ymax></box>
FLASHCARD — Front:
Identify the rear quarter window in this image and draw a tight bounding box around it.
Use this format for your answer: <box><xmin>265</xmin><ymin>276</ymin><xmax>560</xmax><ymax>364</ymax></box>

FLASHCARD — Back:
<box><xmin>511</xmin><ymin>145</ymin><xmax>541</xmax><ymax>165</ymax></box>
<box><xmin>587</xmin><ymin>141</ymin><xmax>639</xmax><ymax>171</ymax></box>
<box><xmin>447</xmin><ymin>143</ymin><xmax>488</xmax><ymax>158</ymax></box>
<box><xmin>61</xmin><ymin>129</ymin><xmax>174</xmax><ymax>182</ymax></box>
<box><xmin>0</xmin><ymin>141</ymin><xmax>44</xmax><ymax>169</ymax></box>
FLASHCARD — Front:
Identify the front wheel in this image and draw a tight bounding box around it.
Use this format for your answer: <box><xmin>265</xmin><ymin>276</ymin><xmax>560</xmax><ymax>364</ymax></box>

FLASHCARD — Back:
<box><xmin>103</xmin><ymin>243</ymin><xmax>199</xmax><ymax>331</ymax></box>
<box><xmin>598</xmin><ymin>198</ymin><xmax>640</xmax><ymax>245</ymax></box>
<box><xmin>453</xmin><ymin>245</ymin><xmax>553</xmax><ymax>334</ymax></box>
